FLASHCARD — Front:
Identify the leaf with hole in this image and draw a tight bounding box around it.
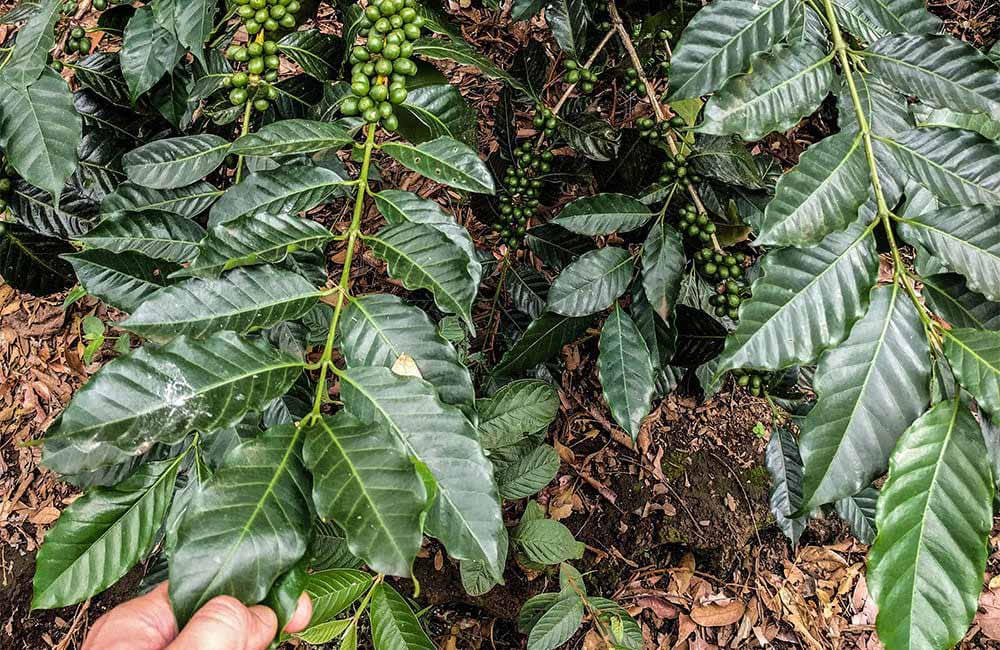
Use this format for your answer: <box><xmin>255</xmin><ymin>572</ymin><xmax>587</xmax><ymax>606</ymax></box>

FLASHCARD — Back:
<box><xmin>382</xmin><ymin>136</ymin><xmax>495</xmax><ymax>194</ymax></box>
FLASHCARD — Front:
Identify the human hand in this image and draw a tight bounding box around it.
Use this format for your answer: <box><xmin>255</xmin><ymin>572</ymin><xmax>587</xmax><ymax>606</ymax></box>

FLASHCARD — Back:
<box><xmin>81</xmin><ymin>583</ymin><xmax>312</xmax><ymax>650</ymax></box>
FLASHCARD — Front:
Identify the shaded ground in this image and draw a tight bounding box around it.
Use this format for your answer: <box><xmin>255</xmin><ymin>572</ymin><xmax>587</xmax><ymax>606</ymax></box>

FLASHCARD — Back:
<box><xmin>3</xmin><ymin>0</ymin><xmax>1000</xmax><ymax>649</ymax></box>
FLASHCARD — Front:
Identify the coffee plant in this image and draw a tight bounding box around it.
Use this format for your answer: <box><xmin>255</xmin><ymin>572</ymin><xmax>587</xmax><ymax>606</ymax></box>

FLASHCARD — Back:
<box><xmin>3</xmin><ymin>0</ymin><xmax>1000</xmax><ymax>647</ymax></box>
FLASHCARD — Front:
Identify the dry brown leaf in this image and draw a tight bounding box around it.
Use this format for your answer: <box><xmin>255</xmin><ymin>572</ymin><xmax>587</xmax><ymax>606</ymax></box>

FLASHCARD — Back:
<box><xmin>690</xmin><ymin>599</ymin><xmax>745</xmax><ymax>628</ymax></box>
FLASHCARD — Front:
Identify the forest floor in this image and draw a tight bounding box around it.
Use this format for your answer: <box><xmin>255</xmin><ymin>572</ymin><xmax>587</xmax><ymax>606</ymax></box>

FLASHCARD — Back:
<box><xmin>3</xmin><ymin>1</ymin><xmax>1000</xmax><ymax>649</ymax></box>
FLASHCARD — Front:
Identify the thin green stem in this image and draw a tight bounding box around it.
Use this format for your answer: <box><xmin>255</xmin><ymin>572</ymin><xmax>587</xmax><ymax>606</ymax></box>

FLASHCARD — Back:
<box><xmin>309</xmin><ymin>124</ymin><xmax>379</xmax><ymax>417</ymax></box>
<box><xmin>820</xmin><ymin>0</ymin><xmax>938</xmax><ymax>337</ymax></box>
<box><xmin>234</xmin><ymin>99</ymin><xmax>255</xmax><ymax>185</ymax></box>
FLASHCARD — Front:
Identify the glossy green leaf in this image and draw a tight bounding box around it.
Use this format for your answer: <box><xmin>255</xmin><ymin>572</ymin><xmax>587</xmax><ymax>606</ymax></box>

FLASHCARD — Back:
<box><xmin>912</xmin><ymin>104</ymin><xmax>1000</xmax><ymax>141</ymax></box>
<box><xmin>868</xmin><ymin>398</ymin><xmax>993</xmax><ymax>650</ymax></box>
<box><xmin>839</xmin><ymin>71</ymin><xmax>913</xmax><ymax>138</ymax></box>
<box><xmin>497</xmin><ymin>445</ymin><xmax>560</xmax><ymax>500</ymax></box>
<box><xmin>630</xmin><ymin>283</ymin><xmax>677</xmax><ymax>373</ymax></box>
<box><xmin>0</xmin><ymin>70</ymin><xmax>81</xmax><ymax>203</ymax></box>
<box><xmin>547</xmin><ymin>247</ymin><xmax>632</xmax><ymax>317</ymax></box>
<box><xmin>835</xmin><ymin>485</ymin><xmax>878</xmax><ymax>544</ymax></box>
<box><xmin>296</xmin><ymin>619</ymin><xmax>353</xmax><ymax>645</ymax></box>
<box><xmin>669</xmin><ymin>0</ymin><xmax>796</xmax><ymax>100</ymax></box>
<box><xmin>527</xmin><ymin>594</ymin><xmax>584</xmax><ymax>650</ymax></box>
<box><xmin>700</xmin><ymin>43</ymin><xmax>834</xmax><ymax>141</ymax></box>
<box><xmin>853</xmin><ymin>0</ymin><xmax>941</xmax><ymax>34</ymax></box>
<box><xmin>715</xmin><ymin>222</ymin><xmax>879</xmax><ymax>375</ymax></box>
<box><xmin>169</xmin><ymin>424</ymin><xmax>312</xmax><ymax>624</ymax></box>
<box><xmin>381</xmin><ymin>136</ymin><xmax>495</xmax><ymax>194</ymax></box>
<box><xmin>339</xmin><ymin>367</ymin><xmax>503</xmax><ymax>575</ymax></box>
<box><xmin>759</xmin><ymin>131</ymin><xmax>869</xmax><ymax>247</ymax></box>
<box><xmin>411</xmin><ymin>37</ymin><xmax>536</xmax><ymax>100</ymax></box>
<box><xmin>123</xmin><ymin>135</ymin><xmax>231</xmax><ymax>190</ymax></box>
<box><xmin>102</xmin><ymin>181</ymin><xmax>221</xmax><ymax>218</ymax></box>
<box><xmin>370</xmin><ymin>583</ymin><xmax>436</xmax><ymax>650</ymax></box>
<box><xmin>897</xmin><ymin>204</ymin><xmax>1000</xmax><ymax>300</ymax></box>
<box><xmin>506</xmin><ymin>264</ymin><xmax>549</xmax><ymax>319</ymax></box>
<box><xmin>477</xmin><ymin>379</ymin><xmax>560</xmax><ymax>450</ymax></box>
<box><xmin>177</xmin><ymin>211</ymin><xmax>332</xmax><ymax>279</ymax></box>
<box><xmin>78</xmin><ymin>211</ymin><xmax>203</xmax><ymax>263</ymax></box>
<box><xmin>42</xmin><ymin>332</ymin><xmax>302</xmax><ymax>475</ymax></box>
<box><xmin>460</xmin><ymin>529</ymin><xmax>508</xmax><ymax>597</ymax></box>
<box><xmin>885</xmin><ymin>128</ymin><xmax>1000</xmax><ymax>206</ymax></box>
<box><xmin>641</xmin><ymin>221</ymin><xmax>685</xmax><ymax>321</ymax></box>
<box><xmin>798</xmin><ymin>284</ymin><xmax>931</xmax><ymax>510</ymax></box>
<box><xmin>208</xmin><ymin>164</ymin><xmax>348</xmax><ymax>226</ymax></box>
<box><xmin>944</xmin><ymin>328</ymin><xmax>1000</xmax><ymax>416</ymax></box>
<box><xmin>170</xmin><ymin>0</ymin><xmax>215</xmax><ymax>65</ymax></box>
<box><xmin>303</xmin><ymin>413</ymin><xmax>426</xmax><ymax>578</ymax></box>
<box><xmin>544</xmin><ymin>0</ymin><xmax>589</xmax><ymax>58</ymax></box>
<box><xmin>278</xmin><ymin>29</ymin><xmax>343</xmax><ymax>80</ymax></box>
<box><xmin>229</xmin><ymin>119</ymin><xmax>354</xmax><ymax>156</ymax></box>
<box><xmin>338</xmin><ymin>293</ymin><xmax>474</xmax><ymax>412</ymax></box>
<box><xmin>121</xmin><ymin>7</ymin><xmax>183</xmax><ymax>102</ymax></box>
<box><xmin>0</xmin><ymin>223</ymin><xmax>74</xmax><ymax>296</ymax></box>
<box><xmin>515</xmin><ymin>519</ymin><xmax>584</xmax><ymax>565</ymax></box>
<box><xmin>32</xmin><ymin>454</ymin><xmax>184</xmax><ymax>609</ymax></box>
<box><xmin>922</xmin><ymin>273</ymin><xmax>1000</xmax><ymax>330</ymax></box>
<box><xmin>64</xmin><ymin>249</ymin><xmax>171</xmax><ymax>313</ymax></box>
<box><xmin>397</xmin><ymin>83</ymin><xmax>477</xmax><ymax>147</ymax></box>
<box><xmin>373</xmin><ymin>189</ymin><xmax>481</xmax><ymax>289</ymax></box>
<box><xmin>494</xmin><ymin>312</ymin><xmax>592</xmax><ymax>375</ymax></box>
<box><xmin>552</xmin><ymin>193</ymin><xmax>654</xmax><ymax>236</ymax></box>
<box><xmin>305</xmin><ymin>568</ymin><xmax>372</xmax><ymax>624</ymax></box>
<box><xmin>365</xmin><ymin>222</ymin><xmax>477</xmax><ymax>329</ymax></box>
<box><xmin>598</xmin><ymin>305</ymin><xmax>655</xmax><ymax>440</ymax></box>
<box><xmin>868</xmin><ymin>34</ymin><xmax>1000</xmax><ymax>119</ymax></box>
<box><xmin>121</xmin><ymin>266</ymin><xmax>322</xmax><ymax>340</ymax></box>
<box><xmin>3</xmin><ymin>0</ymin><xmax>60</xmax><ymax>88</ymax></box>
<box><xmin>525</xmin><ymin>223</ymin><xmax>593</xmax><ymax>270</ymax></box>
<box><xmin>765</xmin><ymin>427</ymin><xmax>808</xmax><ymax>547</ymax></box>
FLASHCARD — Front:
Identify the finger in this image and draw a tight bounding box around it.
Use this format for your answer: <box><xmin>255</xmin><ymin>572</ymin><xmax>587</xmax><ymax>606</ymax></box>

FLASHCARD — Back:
<box><xmin>82</xmin><ymin>583</ymin><xmax>178</xmax><ymax>650</ymax></box>
<box><xmin>283</xmin><ymin>593</ymin><xmax>313</xmax><ymax>633</ymax></box>
<box><xmin>167</xmin><ymin>596</ymin><xmax>277</xmax><ymax>650</ymax></box>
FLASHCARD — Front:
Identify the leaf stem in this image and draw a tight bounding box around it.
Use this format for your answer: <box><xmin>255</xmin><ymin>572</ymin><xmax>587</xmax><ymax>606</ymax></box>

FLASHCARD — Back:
<box><xmin>819</xmin><ymin>0</ymin><xmax>938</xmax><ymax>334</ymax></box>
<box><xmin>607</xmin><ymin>0</ymin><xmax>709</xmax><ymax>218</ymax></box>
<box><xmin>309</xmin><ymin>123</ymin><xmax>379</xmax><ymax>417</ymax></box>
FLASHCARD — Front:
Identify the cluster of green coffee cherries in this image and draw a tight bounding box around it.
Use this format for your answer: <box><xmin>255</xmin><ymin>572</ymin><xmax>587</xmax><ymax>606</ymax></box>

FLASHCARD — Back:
<box><xmin>223</xmin><ymin>0</ymin><xmax>302</xmax><ymax>112</ymax></box>
<box><xmin>657</xmin><ymin>153</ymin><xmax>702</xmax><ymax>187</ymax></box>
<box><xmin>492</xmin><ymin>141</ymin><xmax>552</xmax><ymax>249</ymax></box>
<box><xmin>563</xmin><ymin>60</ymin><xmax>597</xmax><ymax>93</ymax></box>
<box><xmin>677</xmin><ymin>205</ymin><xmax>716</xmax><ymax>244</ymax></box>
<box><xmin>0</xmin><ymin>156</ymin><xmax>15</xmax><ymax>215</ymax></box>
<box><xmin>694</xmin><ymin>247</ymin><xmax>746</xmax><ymax>281</ymax></box>
<box><xmin>339</xmin><ymin>0</ymin><xmax>424</xmax><ymax>128</ymax></box>
<box><xmin>234</xmin><ymin>0</ymin><xmax>301</xmax><ymax>34</ymax></box>
<box><xmin>709</xmin><ymin>278</ymin><xmax>748</xmax><ymax>320</ymax></box>
<box><xmin>531</xmin><ymin>105</ymin><xmax>558</xmax><ymax>138</ymax></box>
<box><xmin>637</xmin><ymin>115</ymin><xmax>687</xmax><ymax>144</ymax></box>
<box><xmin>731</xmin><ymin>368</ymin><xmax>768</xmax><ymax>397</ymax></box>
<box><xmin>59</xmin><ymin>0</ymin><xmax>76</xmax><ymax>14</ymax></box>
<box><xmin>66</xmin><ymin>26</ymin><xmax>92</xmax><ymax>55</ymax></box>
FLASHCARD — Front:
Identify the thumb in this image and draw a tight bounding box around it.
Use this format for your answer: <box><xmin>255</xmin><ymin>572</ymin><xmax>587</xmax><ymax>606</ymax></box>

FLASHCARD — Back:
<box><xmin>167</xmin><ymin>596</ymin><xmax>277</xmax><ymax>650</ymax></box>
